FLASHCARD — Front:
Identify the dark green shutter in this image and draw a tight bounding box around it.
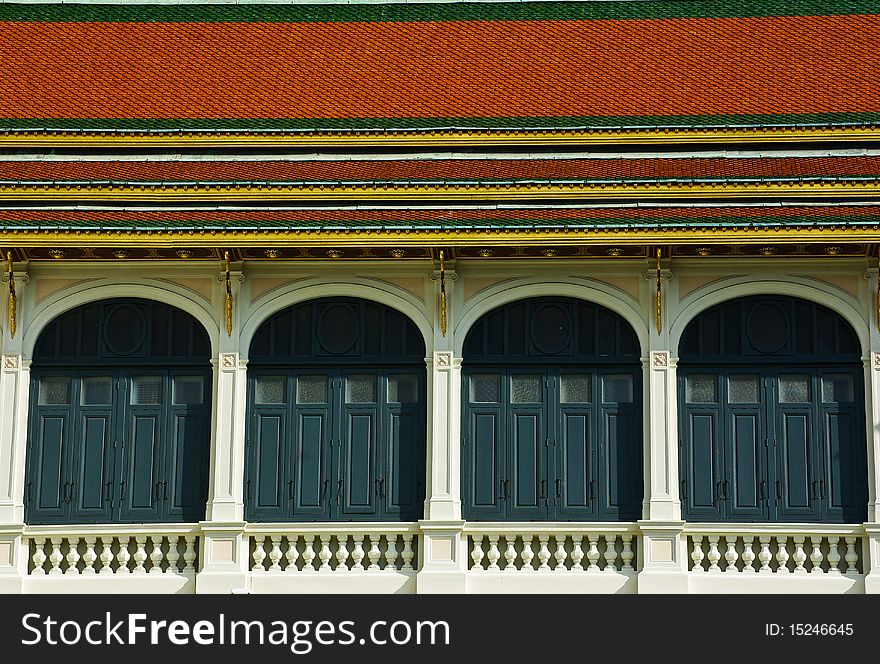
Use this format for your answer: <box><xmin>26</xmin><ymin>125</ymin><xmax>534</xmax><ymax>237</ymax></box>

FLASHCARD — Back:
<box><xmin>28</xmin><ymin>411</ymin><xmax>70</xmax><ymax>523</ymax></box>
<box><xmin>556</xmin><ymin>409</ymin><xmax>595</xmax><ymax>519</ymax></box>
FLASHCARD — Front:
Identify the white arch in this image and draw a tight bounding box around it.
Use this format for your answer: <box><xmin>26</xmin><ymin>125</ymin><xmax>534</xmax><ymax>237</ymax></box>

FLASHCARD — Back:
<box><xmin>24</xmin><ymin>282</ymin><xmax>221</xmax><ymax>359</ymax></box>
<box><xmin>240</xmin><ymin>278</ymin><xmax>433</xmax><ymax>359</ymax></box>
<box><xmin>454</xmin><ymin>278</ymin><xmax>649</xmax><ymax>357</ymax></box>
<box><xmin>670</xmin><ymin>277</ymin><xmax>870</xmax><ymax>356</ymax></box>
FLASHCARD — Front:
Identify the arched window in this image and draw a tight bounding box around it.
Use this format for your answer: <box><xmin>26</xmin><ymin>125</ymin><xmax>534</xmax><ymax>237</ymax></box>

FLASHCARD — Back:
<box><xmin>679</xmin><ymin>296</ymin><xmax>867</xmax><ymax>523</ymax></box>
<box><xmin>462</xmin><ymin>297</ymin><xmax>643</xmax><ymax>521</ymax></box>
<box><xmin>246</xmin><ymin>298</ymin><xmax>426</xmax><ymax>522</ymax></box>
<box><xmin>26</xmin><ymin>298</ymin><xmax>212</xmax><ymax>524</ymax></box>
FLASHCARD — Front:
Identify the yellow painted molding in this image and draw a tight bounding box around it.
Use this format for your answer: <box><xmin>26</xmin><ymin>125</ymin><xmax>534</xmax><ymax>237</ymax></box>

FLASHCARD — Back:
<box><xmin>0</xmin><ymin>181</ymin><xmax>879</xmax><ymax>202</ymax></box>
<box><xmin>1</xmin><ymin>126</ymin><xmax>879</xmax><ymax>149</ymax></box>
<box><xmin>3</xmin><ymin>227</ymin><xmax>880</xmax><ymax>247</ymax></box>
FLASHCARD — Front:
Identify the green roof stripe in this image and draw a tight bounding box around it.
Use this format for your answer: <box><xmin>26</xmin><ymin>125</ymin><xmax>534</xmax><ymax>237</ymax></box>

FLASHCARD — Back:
<box><xmin>0</xmin><ymin>1</ymin><xmax>878</xmax><ymax>24</ymax></box>
<box><xmin>2</xmin><ymin>113</ymin><xmax>880</xmax><ymax>132</ymax></box>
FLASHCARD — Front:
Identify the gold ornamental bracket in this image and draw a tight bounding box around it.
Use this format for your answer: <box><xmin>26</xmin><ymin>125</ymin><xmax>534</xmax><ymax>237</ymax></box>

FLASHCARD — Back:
<box><xmin>646</xmin><ymin>248</ymin><xmax>671</xmax><ymax>335</ymax></box>
<box><xmin>1</xmin><ymin>250</ymin><xmax>28</xmax><ymax>339</ymax></box>
<box><xmin>217</xmin><ymin>251</ymin><xmax>244</xmax><ymax>338</ymax></box>
<box><xmin>431</xmin><ymin>249</ymin><xmax>457</xmax><ymax>337</ymax></box>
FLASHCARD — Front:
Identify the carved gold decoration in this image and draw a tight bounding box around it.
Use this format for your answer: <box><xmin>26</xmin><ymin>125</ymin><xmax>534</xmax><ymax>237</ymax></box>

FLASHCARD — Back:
<box><xmin>389</xmin><ymin>248</ymin><xmax>407</xmax><ymax>258</ymax></box>
<box><xmin>758</xmin><ymin>246</ymin><xmax>777</xmax><ymax>256</ymax></box>
<box><xmin>224</xmin><ymin>250</ymin><xmax>232</xmax><ymax>337</ymax></box>
<box><xmin>439</xmin><ymin>250</ymin><xmax>447</xmax><ymax>337</ymax></box>
<box><xmin>478</xmin><ymin>248</ymin><xmax>495</xmax><ymax>257</ymax></box>
<box><xmin>606</xmin><ymin>247</ymin><xmax>623</xmax><ymax>256</ymax></box>
<box><xmin>655</xmin><ymin>248</ymin><xmax>662</xmax><ymax>334</ymax></box>
<box><xmin>326</xmin><ymin>249</ymin><xmax>344</xmax><ymax>258</ymax></box>
<box><xmin>176</xmin><ymin>249</ymin><xmax>194</xmax><ymax>259</ymax></box>
<box><xmin>541</xmin><ymin>248</ymin><xmax>558</xmax><ymax>257</ymax></box>
<box><xmin>6</xmin><ymin>250</ymin><xmax>15</xmax><ymax>338</ymax></box>
<box><xmin>48</xmin><ymin>249</ymin><xmax>66</xmax><ymax>259</ymax></box>
<box><xmin>823</xmin><ymin>246</ymin><xmax>843</xmax><ymax>255</ymax></box>
<box><xmin>264</xmin><ymin>249</ymin><xmax>282</xmax><ymax>259</ymax></box>
<box><xmin>695</xmin><ymin>247</ymin><xmax>713</xmax><ymax>256</ymax></box>
<box><xmin>112</xmin><ymin>249</ymin><xmax>131</xmax><ymax>259</ymax></box>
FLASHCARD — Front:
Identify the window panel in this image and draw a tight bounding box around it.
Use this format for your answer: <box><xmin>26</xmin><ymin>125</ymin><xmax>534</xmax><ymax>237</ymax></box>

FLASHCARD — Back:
<box><xmin>511</xmin><ymin>375</ymin><xmax>541</xmax><ymax>403</ymax></box>
<box><xmin>686</xmin><ymin>375</ymin><xmax>716</xmax><ymax>403</ymax></box>
<box><xmin>728</xmin><ymin>375</ymin><xmax>759</xmax><ymax>404</ymax></box>
<box><xmin>346</xmin><ymin>375</ymin><xmax>376</xmax><ymax>403</ymax></box>
<box><xmin>822</xmin><ymin>374</ymin><xmax>854</xmax><ymax>404</ymax></box>
<box><xmin>388</xmin><ymin>375</ymin><xmax>418</xmax><ymax>404</ymax></box>
<box><xmin>131</xmin><ymin>376</ymin><xmax>163</xmax><ymax>405</ymax></box>
<box><xmin>603</xmin><ymin>375</ymin><xmax>633</xmax><ymax>403</ymax></box>
<box><xmin>255</xmin><ymin>376</ymin><xmax>285</xmax><ymax>405</ymax></box>
<box><xmin>173</xmin><ymin>376</ymin><xmax>204</xmax><ymax>405</ymax></box>
<box><xmin>560</xmin><ymin>374</ymin><xmax>591</xmax><ymax>403</ymax></box>
<box><xmin>470</xmin><ymin>374</ymin><xmax>500</xmax><ymax>403</ymax></box>
<box><xmin>296</xmin><ymin>375</ymin><xmax>326</xmax><ymax>404</ymax></box>
<box><xmin>779</xmin><ymin>375</ymin><xmax>810</xmax><ymax>403</ymax></box>
<box><xmin>39</xmin><ymin>377</ymin><xmax>70</xmax><ymax>405</ymax></box>
<box><xmin>81</xmin><ymin>376</ymin><xmax>113</xmax><ymax>405</ymax></box>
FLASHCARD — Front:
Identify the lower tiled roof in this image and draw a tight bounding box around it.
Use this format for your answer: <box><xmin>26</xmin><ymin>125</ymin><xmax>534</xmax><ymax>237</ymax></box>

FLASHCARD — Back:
<box><xmin>0</xmin><ymin>205</ymin><xmax>877</xmax><ymax>232</ymax></box>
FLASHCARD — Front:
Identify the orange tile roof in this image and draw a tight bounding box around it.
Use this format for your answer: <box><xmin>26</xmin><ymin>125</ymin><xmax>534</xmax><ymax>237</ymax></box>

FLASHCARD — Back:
<box><xmin>0</xmin><ymin>3</ymin><xmax>878</xmax><ymax>130</ymax></box>
<box><xmin>3</xmin><ymin>157</ymin><xmax>880</xmax><ymax>183</ymax></box>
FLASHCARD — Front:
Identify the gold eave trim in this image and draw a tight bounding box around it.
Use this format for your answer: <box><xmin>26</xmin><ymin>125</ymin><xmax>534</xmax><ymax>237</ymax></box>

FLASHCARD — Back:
<box><xmin>0</xmin><ymin>126</ymin><xmax>879</xmax><ymax>149</ymax></box>
<box><xmin>1</xmin><ymin>181</ymin><xmax>879</xmax><ymax>201</ymax></box>
<box><xmin>2</xmin><ymin>227</ymin><xmax>880</xmax><ymax>248</ymax></box>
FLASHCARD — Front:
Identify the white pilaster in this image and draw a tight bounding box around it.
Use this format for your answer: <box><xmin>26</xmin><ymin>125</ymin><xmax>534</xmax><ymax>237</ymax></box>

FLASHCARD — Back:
<box><xmin>865</xmin><ymin>352</ymin><xmax>880</xmax><ymax>523</ymax></box>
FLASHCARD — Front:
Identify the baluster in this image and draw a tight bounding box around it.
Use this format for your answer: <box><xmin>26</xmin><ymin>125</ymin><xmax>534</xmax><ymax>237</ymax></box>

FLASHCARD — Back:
<box><xmin>827</xmin><ymin>536</ymin><xmax>841</xmax><ymax>575</ymax></box>
<box><xmin>149</xmin><ymin>536</ymin><xmax>164</xmax><ymax>574</ymax></box>
<box><xmin>792</xmin><ymin>536</ymin><xmax>807</xmax><ymax>575</ymax></box>
<box><xmin>82</xmin><ymin>537</ymin><xmax>97</xmax><ymax>575</ymax></box>
<box><xmin>774</xmin><ymin>536</ymin><xmax>790</xmax><ymax>573</ymax></box>
<box><xmin>706</xmin><ymin>536</ymin><xmax>721</xmax><ymax>573</ymax></box>
<box><xmin>116</xmin><ymin>536</ymin><xmax>132</xmax><ymax>575</ymax></box>
<box><xmin>47</xmin><ymin>537</ymin><xmax>64</xmax><ymax>575</ymax></box>
<box><xmin>758</xmin><ymin>537</ymin><xmax>772</xmax><ymax>574</ymax></box>
<box><xmin>553</xmin><ymin>536</ymin><xmax>568</xmax><ymax>572</ymax></box>
<box><xmin>621</xmin><ymin>535</ymin><xmax>635</xmax><ymax>571</ymax></box>
<box><xmin>741</xmin><ymin>536</ymin><xmax>756</xmax><ymax>573</ymax></box>
<box><xmin>384</xmin><ymin>535</ymin><xmax>399</xmax><ymax>572</ymax></box>
<box><xmin>470</xmin><ymin>535</ymin><xmax>485</xmax><ymax>571</ymax></box>
<box><xmin>570</xmin><ymin>535</ymin><xmax>584</xmax><ymax>571</ymax></box>
<box><xmin>99</xmin><ymin>538</ymin><xmax>115</xmax><ymax>575</ymax></box>
<box><xmin>537</xmin><ymin>536</ymin><xmax>551</xmax><ymax>571</ymax></box>
<box><xmin>302</xmin><ymin>535</ymin><xmax>317</xmax><ymax>571</ymax></box>
<box><xmin>251</xmin><ymin>536</ymin><xmax>267</xmax><ymax>572</ymax></box>
<box><xmin>401</xmin><ymin>535</ymin><xmax>415</xmax><ymax>571</ymax></box>
<box><xmin>285</xmin><ymin>536</ymin><xmax>300</xmax><ymax>572</ymax></box>
<box><xmin>603</xmin><ymin>535</ymin><xmax>619</xmax><ymax>572</ymax></box>
<box><xmin>31</xmin><ymin>537</ymin><xmax>47</xmax><ymax>575</ymax></box>
<box><xmin>351</xmin><ymin>535</ymin><xmax>365</xmax><ymax>571</ymax></box>
<box><xmin>65</xmin><ymin>537</ymin><xmax>81</xmax><ymax>575</ymax></box>
<box><xmin>723</xmin><ymin>536</ymin><xmax>739</xmax><ymax>573</ymax></box>
<box><xmin>520</xmin><ymin>536</ymin><xmax>535</xmax><ymax>572</ymax></box>
<box><xmin>165</xmin><ymin>537</ymin><xmax>180</xmax><ymax>574</ymax></box>
<box><xmin>317</xmin><ymin>535</ymin><xmax>332</xmax><ymax>571</ymax></box>
<box><xmin>586</xmin><ymin>536</ymin><xmax>601</xmax><ymax>572</ymax></box>
<box><xmin>268</xmin><ymin>536</ymin><xmax>283</xmax><ymax>572</ymax></box>
<box><xmin>844</xmin><ymin>537</ymin><xmax>859</xmax><ymax>575</ymax></box>
<box><xmin>486</xmin><ymin>535</ymin><xmax>501</xmax><ymax>571</ymax></box>
<box><xmin>132</xmin><ymin>536</ymin><xmax>148</xmax><ymax>574</ymax></box>
<box><xmin>503</xmin><ymin>535</ymin><xmax>517</xmax><ymax>572</ymax></box>
<box><xmin>183</xmin><ymin>536</ymin><xmax>197</xmax><ymax>572</ymax></box>
<box><xmin>809</xmin><ymin>537</ymin><xmax>824</xmax><ymax>574</ymax></box>
<box><xmin>367</xmin><ymin>535</ymin><xmax>382</xmax><ymax>571</ymax></box>
<box><xmin>335</xmin><ymin>535</ymin><xmax>350</xmax><ymax>572</ymax></box>
<box><xmin>690</xmin><ymin>536</ymin><xmax>705</xmax><ymax>572</ymax></box>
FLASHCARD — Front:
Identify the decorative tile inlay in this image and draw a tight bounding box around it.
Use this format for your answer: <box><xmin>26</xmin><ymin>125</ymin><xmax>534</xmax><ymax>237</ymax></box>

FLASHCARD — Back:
<box><xmin>221</xmin><ymin>353</ymin><xmax>237</xmax><ymax>369</ymax></box>
<box><xmin>435</xmin><ymin>352</ymin><xmax>452</xmax><ymax>367</ymax></box>
<box><xmin>651</xmin><ymin>351</ymin><xmax>669</xmax><ymax>368</ymax></box>
<box><xmin>3</xmin><ymin>354</ymin><xmax>19</xmax><ymax>369</ymax></box>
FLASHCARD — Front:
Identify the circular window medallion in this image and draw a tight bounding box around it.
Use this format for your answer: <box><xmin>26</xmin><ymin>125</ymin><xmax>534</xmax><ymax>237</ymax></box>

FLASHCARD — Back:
<box><xmin>104</xmin><ymin>304</ymin><xmax>147</xmax><ymax>356</ymax></box>
<box><xmin>746</xmin><ymin>303</ymin><xmax>788</xmax><ymax>354</ymax></box>
<box><xmin>318</xmin><ymin>304</ymin><xmax>359</xmax><ymax>354</ymax></box>
<box><xmin>530</xmin><ymin>304</ymin><xmax>572</xmax><ymax>355</ymax></box>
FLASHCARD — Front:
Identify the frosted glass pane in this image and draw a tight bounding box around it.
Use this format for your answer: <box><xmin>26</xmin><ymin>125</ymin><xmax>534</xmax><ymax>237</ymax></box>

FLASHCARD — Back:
<box><xmin>470</xmin><ymin>374</ymin><xmax>500</xmax><ymax>403</ymax></box>
<box><xmin>822</xmin><ymin>374</ymin><xmax>854</xmax><ymax>403</ymax></box>
<box><xmin>779</xmin><ymin>375</ymin><xmax>810</xmax><ymax>403</ymax></box>
<box><xmin>346</xmin><ymin>375</ymin><xmax>376</xmax><ymax>403</ymax></box>
<box><xmin>39</xmin><ymin>377</ymin><xmax>70</xmax><ymax>405</ymax></box>
<box><xmin>728</xmin><ymin>375</ymin><xmax>758</xmax><ymax>404</ymax></box>
<box><xmin>560</xmin><ymin>375</ymin><xmax>591</xmax><ymax>403</ymax></box>
<box><xmin>388</xmin><ymin>375</ymin><xmax>418</xmax><ymax>403</ymax></box>
<box><xmin>255</xmin><ymin>376</ymin><xmax>285</xmax><ymax>404</ymax></box>
<box><xmin>81</xmin><ymin>376</ymin><xmax>112</xmax><ymax>405</ymax></box>
<box><xmin>511</xmin><ymin>375</ymin><xmax>541</xmax><ymax>403</ymax></box>
<box><xmin>297</xmin><ymin>376</ymin><xmax>326</xmax><ymax>404</ymax></box>
<box><xmin>603</xmin><ymin>375</ymin><xmax>633</xmax><ymax>403</ymax></box>
<box><xmin>173</xmin><ymin>376</ymin><xmax>204</xmax><ymax>405</ymax></box>
<box><xmin>131</xmin><ymin>376</ymin><xmax>162</xmax><ymax>405</ymax></box>
<box><xmin>686</xmin><ymin>375</ymin><xmax>716</xmax><ymax>403</ymax></box>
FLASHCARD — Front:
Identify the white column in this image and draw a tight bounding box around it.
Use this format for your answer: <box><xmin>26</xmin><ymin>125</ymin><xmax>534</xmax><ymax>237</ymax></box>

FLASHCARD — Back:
<box><xmin>0</xmin><ymin>355</ymin><xmax>28</xmax><ymax>525</ymax></box>
<box><xmin>865</xmin><ymin>353</ymin><xmax>880</xmax><ymax>523</ymax></box>
<box><xmin>643</xmin><ymin>351</ymin><xmax>681</xmax><ymax>521</ymax></box>
<box><xmin>418</xmin><ymin>261</ymin><xmax>467</xmax><ymax>593</ymax></box>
